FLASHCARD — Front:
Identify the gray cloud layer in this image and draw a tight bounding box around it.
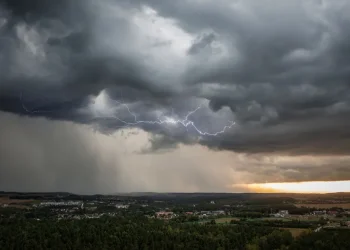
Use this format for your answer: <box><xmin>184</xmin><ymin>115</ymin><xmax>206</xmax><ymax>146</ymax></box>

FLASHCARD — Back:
<box><xmin>2</xmin><ymin>110</ymin><xmax>350</xmax><ymax>193</ymax></box>
<box><xmin>1</xmin><ymin>0</ymin><xmax>350</xmax><ymax>156</ymax></box>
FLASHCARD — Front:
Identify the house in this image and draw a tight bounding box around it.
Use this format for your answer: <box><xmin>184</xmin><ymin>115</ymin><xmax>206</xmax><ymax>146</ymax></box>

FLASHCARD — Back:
<box><xmin>156</xmin><ymin>211</ymin><xmax>174</xmax><ymax>219</ymax></box>
<box><xmin>272</xmin><ymin>210</ymin><xmax>289</xmax><ymax>218</ymax></box>
<box><xmin>279</xmin><ymin>210</ymin><xmax>289</xmax><ymax>216</ymax></box>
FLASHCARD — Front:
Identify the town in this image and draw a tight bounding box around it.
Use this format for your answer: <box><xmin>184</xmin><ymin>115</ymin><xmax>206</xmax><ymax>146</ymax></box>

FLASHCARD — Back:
<box><xmin>1</xmin><ymin>192</ymin><xmax>350</xmax><ymax>230</ymax></box>
<box><xmin>1</xmin><ymin>192</ymin><xmax>350</xmax><ymax>249</ymax></box>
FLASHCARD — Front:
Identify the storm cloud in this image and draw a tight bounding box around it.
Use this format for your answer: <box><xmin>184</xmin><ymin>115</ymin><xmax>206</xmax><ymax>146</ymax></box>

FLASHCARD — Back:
<box><xmin>1</xmin><ymin>0</ymin><xmax>350</xmax><ymax>193</ymax></box>
<box><xmin>1</xmin><ymin>0</ymin><xmax>350</xmax><ymax>156</ymax></box>
<box><xmin>1</xmin><ymin>0</ymin><xmax>350</xmax><ymax>155</ymax></box>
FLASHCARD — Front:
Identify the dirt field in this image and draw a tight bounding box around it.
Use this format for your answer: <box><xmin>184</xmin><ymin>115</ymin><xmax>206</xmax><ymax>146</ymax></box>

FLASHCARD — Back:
<box><xmin>215</xmin><ymin>217</ymin><xmax>239</xmax><ymax>224</ymax></box>
<box><xmin>295</xmin><ymin>203</ymin><xmax>350</xmax><ymax>209</ymax></box>
<box><xmin>0</xmin><ymin>197</ymin><xmax>33</xmax><ymax>204</ymax></box>
<box><xmin>280</xmin><ymin>228</ymin><xmax>310</xmax><ymax>237</ymax></box>
<box><xmin>0</xmin><ymin>197</ymin><xmax>34</xmax><ymax>208</ymax></box>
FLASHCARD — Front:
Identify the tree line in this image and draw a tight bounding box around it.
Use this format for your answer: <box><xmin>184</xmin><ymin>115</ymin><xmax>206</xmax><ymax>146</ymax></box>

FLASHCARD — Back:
<box><xmin>0</xmin><ymin>216</ymin><xmax>349</xmax><ymax>249</ymax></box>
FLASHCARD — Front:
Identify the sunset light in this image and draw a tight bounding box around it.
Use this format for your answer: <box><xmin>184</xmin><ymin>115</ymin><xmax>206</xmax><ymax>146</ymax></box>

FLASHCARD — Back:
<box><xmin>241</xmin><ymin>180</ymin><xmax>350</xmax><ymax>193</ymax></box>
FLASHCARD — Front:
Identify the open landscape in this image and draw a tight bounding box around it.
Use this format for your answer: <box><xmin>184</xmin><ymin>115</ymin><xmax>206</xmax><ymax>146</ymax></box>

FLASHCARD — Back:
<box><xmin>1</xmin><ymin>191</ymin><xmax>349</xmax><ymax>249</ymax></box>
<box><xmin>1</xmin><ymin>0</ymin><xmax>350</xmax><ymax>249</ymax></box>
<box><xmin>295</xmin><ymin>203</ymin><xmax>350</xmax><ymax>209</ymax></box>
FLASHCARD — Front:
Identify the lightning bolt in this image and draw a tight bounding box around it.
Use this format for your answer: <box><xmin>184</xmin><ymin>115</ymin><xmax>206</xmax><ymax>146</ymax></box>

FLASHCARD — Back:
<box><xmin>20</xmin><ymin>92</ymin><xmax>236</xmax><ymax>136</ymax></box>
<box><xmin>92</xmin><ymin>99</ymin><xmax>235</xmax><ymax>136</ymax></box>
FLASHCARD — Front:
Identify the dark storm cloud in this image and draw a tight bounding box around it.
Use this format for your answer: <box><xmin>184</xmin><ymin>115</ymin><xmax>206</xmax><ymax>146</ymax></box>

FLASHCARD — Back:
<box><xmin>1</xmin><ymin>0</ymin><xmax>350</xmax><ymax>156</ymax></box>
<box><xmin>0</xmin><ymin>0</ymin><xmax>170</xmax><ymax>98</ymax></box>
<box><xmin>187</xmin><ymin>32</ymin><xmax>216</xmax><ymax>55</ymax></box>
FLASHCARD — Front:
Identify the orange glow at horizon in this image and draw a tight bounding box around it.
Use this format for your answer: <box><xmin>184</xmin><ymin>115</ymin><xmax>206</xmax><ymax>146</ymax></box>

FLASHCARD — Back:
<box><xmin>237</xmin><ymin>180</ymin><xmax>350</xmax><ymax>193</ymax></box>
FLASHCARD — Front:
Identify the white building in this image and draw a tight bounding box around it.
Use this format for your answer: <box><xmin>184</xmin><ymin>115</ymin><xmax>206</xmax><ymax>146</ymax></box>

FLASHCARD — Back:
<box><xmin>279</xmin><ymin>210</ymin><xmax>289</xmax><ymax>216</ymax></box>
<box><xmin>272</xmin><ymin>210</ymin><xmax>289</xmax><ymax>218</ymax></box>
<box><xmin>115</xmin><ymin>204</ymin><xmax>129</xmax><ymax>209</ymax></box>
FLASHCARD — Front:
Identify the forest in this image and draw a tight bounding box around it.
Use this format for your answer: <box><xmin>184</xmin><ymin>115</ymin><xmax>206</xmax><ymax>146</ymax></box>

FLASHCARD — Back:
<box><xmin>0</xmin><ymin>216</ymin><xmax>349</xmax><ymax>250</ymax></box>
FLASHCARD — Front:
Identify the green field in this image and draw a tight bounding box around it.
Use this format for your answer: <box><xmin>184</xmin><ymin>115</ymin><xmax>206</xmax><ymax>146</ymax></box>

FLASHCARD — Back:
<box><xmin>192</xmin><ymin>217</ymin><xmax>239</xmax><ymax>224</ymax></box>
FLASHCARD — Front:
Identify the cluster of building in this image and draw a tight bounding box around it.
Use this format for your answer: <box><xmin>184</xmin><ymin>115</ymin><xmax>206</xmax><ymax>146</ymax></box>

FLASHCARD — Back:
<box><xmin>50</xmin><ymin>207</ymin><xmax>80</xmax><ymax>214</ymax></box>
<box><xmin>310</xmin><ymin>209</ymin><xmax>349</xmax><ymax>217</ymax></box>
<box><xmin>38</xmin><ymin>201</ymin><xmax>83</xmax><ymax>207</ymax></box>
<box><xmin>155</xmin><ymin>211</ymin><xmax>175</xmax><ymax>219</ymax></box>
<box><xmin>38</xmin><ymin>201</ymin><xmax>133</xmax><ymax>210</ymax></box>
<box><xmin>271</xmin><ymin>209</ymin><xmax>350</xmax><ymax>218</ymax></box>
<box><xmin>57</xmin><ymin>212</ymin><xmax>118</xmax><ymax>220</ymax></box>
<box><xmin>155</xmin><ymin>210</ymin><xmax>227</xmax><ymax>220</ymax></box>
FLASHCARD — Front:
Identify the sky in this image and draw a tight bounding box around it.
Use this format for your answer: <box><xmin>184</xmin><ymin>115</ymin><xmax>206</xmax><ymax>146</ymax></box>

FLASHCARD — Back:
<box><xmin>0</xmin><ymin>0</ymin><xmax>350</xmax><ymax>194</ymax></box>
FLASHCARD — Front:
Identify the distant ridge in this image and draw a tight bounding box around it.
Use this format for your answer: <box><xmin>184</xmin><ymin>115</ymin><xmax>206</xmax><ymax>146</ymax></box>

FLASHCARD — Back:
<box><xmin>1</xmin><ymin>191</ymin><xmax>350</xmax><ymax>197</ymax></box>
